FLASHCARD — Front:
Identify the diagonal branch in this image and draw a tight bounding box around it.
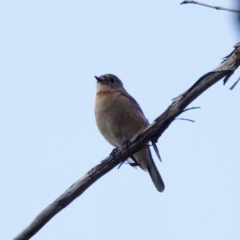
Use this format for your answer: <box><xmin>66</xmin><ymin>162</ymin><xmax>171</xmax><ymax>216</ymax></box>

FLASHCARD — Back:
<box><xmin>13</xmin><ymin>42</ymin><xmax>240</xmax><ymax>240</ymax></box>
<box><xmin>180</xmin><ymin>0</ymin><xmax>240</xmax><ymax>14</ymax></box>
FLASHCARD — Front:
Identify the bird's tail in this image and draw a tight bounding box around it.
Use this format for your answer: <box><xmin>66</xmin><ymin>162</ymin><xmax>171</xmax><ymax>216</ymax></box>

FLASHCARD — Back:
<box><xmin>146</xmin><ymin>150</ymin><xmax>165</xmax><ymax>192</ymax></box>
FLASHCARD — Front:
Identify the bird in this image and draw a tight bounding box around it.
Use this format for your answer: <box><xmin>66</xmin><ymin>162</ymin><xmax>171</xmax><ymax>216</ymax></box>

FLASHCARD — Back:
<box><xmin>94</xmin><ymin>74</ymin><xmax>165</xmax><ymax>192</ymax></box>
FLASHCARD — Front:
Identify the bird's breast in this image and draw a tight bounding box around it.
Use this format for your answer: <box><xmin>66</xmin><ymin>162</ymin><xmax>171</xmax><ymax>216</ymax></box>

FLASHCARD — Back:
<box><xmin>95</xmin><ymin>92</ymin><xmax>124</xmax><ymax>147</ymax></box>
<box><xmin>94</xmin><ymin>90</ymin><xmax>147</xmax><ymax>147</ymax></box>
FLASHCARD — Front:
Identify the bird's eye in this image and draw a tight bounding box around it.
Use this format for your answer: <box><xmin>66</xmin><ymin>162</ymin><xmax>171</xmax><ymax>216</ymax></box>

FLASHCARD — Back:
<box><xmin>110</xmin><ymin>78</ymin><xmax>114</xmax><ymax>83</ymax></box>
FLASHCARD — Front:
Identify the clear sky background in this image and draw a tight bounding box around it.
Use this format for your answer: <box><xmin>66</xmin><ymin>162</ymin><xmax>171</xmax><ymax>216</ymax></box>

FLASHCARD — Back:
<box><xmin>1</xmin><ymin>1</ymin><xmax>240</xmax><ymax>240</ymax></box>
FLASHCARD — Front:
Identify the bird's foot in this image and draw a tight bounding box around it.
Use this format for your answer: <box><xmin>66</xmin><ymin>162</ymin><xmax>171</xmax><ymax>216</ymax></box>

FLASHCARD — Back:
<box><xmin>122</xmin><ymin>139</ymin><xmax>131</xmax><ymax>151</ymax></box>
<box><xmin>110</xmin><ymin>147</ymin><xmax>119</xmax><ymax>158</ymax></box>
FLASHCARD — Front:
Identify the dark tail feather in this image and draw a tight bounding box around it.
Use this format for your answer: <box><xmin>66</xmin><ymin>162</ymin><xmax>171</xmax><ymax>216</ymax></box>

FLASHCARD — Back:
<box><xmin>146</xmin><ymin>151</ymin><xmax>165</xmax><ymax>192</ymax></box>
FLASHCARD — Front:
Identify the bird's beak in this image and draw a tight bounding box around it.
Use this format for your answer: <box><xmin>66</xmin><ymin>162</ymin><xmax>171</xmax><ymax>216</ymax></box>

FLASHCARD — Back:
<box><xmin>94</xmin><ymin>76</ymin><xmax>102</xmax><ymax>82</ymax></box>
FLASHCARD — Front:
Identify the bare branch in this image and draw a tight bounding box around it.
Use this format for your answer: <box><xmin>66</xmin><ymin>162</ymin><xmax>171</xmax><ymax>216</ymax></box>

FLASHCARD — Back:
<box><xmin>181</xmin><ymin>0</ymin><xmax>240</xmax><ymax>14</ymax></box>
<box><xmin>175</xmin><ymin>118</ymin><xmax>195</xmax><ymax>123</ymax></box>
<box><xmin>13</xmin><ymin>42</ymin><xmax>240</xmax><ymax>240</ymax></box>
<box><xmin>182</xmin><ymin>106</ymin><xmax>201</xmax><ymax>112</ymax></box>
<box><xmin>230</xmin><ymin>77</ymin><xmax>240</xmax><ymax>90</ymax></box>
<box><xmin>151</xmin><ymin>140</ymin><xmax>162</xmax><ymax>162</ymax></box>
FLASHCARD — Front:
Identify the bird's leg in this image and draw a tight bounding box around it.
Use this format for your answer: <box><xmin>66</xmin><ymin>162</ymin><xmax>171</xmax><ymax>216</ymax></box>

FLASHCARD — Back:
<box><xmin>117</xmin><ymin>139</ymin><xmax>138</xmax><ymax>169</ymax></box>
<box><xmin>129</xmin><ymin>155</ymin><xmax>139</xmax><ymax>167</ymax></box>
<box><xmin>110</xmin><ymin>147</ymin><xmax>127</xmax><ymax>169</ymax></box>
<box><xmin>122</xmin><ymin>139</ymin><xmax>131</xmax><ymax>151</ymax></box>
<box><xmin>123</xmin><ymin>139</ymin><xmax>140</xmax><ymax>167</ymax></box>
<box><xmin>118</xmin><ymin>155</ymin><xmax>139</xmax><ymax>169</ymax></box>
<box><xmin>110</xmin><ymin>138</ymin><xmax>132</xmax><ymax>158</ymax></box>
<box><xmin>110</xmin><ymin>147</ymin><xmax>119</xmax><ymax>158</ymax></box>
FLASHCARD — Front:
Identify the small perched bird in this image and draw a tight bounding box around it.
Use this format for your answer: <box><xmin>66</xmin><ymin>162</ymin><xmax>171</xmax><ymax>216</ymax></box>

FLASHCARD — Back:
<box><xmin>94</xmin><ymin>74</ymin><xmax>165</xmax><ymax>192</ymax></box>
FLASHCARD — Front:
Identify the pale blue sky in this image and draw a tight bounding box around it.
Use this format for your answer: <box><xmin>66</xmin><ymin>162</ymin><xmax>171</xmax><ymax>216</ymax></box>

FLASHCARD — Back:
<box><xmin>1</xmin><ymin>1</ymin><xmax>240</xmax><ymax>239</ymax></box>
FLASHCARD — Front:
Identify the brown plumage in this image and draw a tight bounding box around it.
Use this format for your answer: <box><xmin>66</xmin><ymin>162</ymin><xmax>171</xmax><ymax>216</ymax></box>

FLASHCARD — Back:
<box><xmin>94</xmin><ymin>74</ymin><xmax>165</xmax><ymax>192</ymax></box>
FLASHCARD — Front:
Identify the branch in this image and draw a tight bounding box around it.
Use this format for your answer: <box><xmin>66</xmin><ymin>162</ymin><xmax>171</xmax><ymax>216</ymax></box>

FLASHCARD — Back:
<box><xmin>181</xmin><ymin>0</ymin><xmax>240</xmax><ymax>14</ymax></box>
<box><xmin>13</xmin><ymin>42</ymin><xmax>240</xmax><ymax>240</ymax></box>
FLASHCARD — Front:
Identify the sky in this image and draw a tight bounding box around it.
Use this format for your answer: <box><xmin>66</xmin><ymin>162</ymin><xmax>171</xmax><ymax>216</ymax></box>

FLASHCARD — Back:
<box><xmin>1</xmin><ymin>1</ymin><xmax>240</xmax><ymax>240</ymax></box>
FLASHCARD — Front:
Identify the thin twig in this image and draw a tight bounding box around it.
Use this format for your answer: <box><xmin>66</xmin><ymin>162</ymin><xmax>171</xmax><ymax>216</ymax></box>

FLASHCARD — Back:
<box><xmin>230</xmin><ymin>77</ymin><xmax>240</xmax><ymax>90</ymax></box>
<box><xmin>151</xmin><ymin>141</ymin><xmax>162</xmax><ymax>162</ymax></box>
<box><xmin>182</xmin><ymin>106</ymin><xmax>201</xmax><ymax>112</ymax></box>
<box><xmin>175</xmin><ymin>118</ymin><xmax>195</xmax><ymax>123</ymax></box>
<box><xmin>181</xmin><ymin>0</ymin><xmax>240</xmax><ymax>14</ymax></box>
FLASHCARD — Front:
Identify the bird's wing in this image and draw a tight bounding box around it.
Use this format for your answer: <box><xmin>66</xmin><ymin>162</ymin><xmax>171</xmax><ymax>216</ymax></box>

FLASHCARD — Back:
<box><xmin>118</xmin><ymin>90</ymin><xmax>145</xmax><ymax>116</ymax></box>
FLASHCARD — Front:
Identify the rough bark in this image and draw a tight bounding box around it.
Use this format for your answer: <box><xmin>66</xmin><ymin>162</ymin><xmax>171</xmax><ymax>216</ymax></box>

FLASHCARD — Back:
<box><xmin>13</xmin><ymin>42</ymin><xmax>240</xmax><ymax>240</ymax></box>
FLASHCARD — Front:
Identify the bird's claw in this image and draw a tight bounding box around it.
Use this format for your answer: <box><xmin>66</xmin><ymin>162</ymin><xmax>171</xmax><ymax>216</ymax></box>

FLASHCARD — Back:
<box><xmin>110</xmin><ymin>147</ymin><xmax>119</xmax><ymax>158</ymax></box>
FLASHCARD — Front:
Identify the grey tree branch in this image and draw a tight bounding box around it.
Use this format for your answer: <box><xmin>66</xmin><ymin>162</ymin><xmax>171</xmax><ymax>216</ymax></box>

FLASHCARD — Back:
<box><xmin>13</xmin><ymin>42</ymin><xmax>240</xmax><ymax>240</ymax></box>
<box><xmin>181</xmin><ymin>0</ymin><xmax>240</xmax><ymax>14</ymax></box>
